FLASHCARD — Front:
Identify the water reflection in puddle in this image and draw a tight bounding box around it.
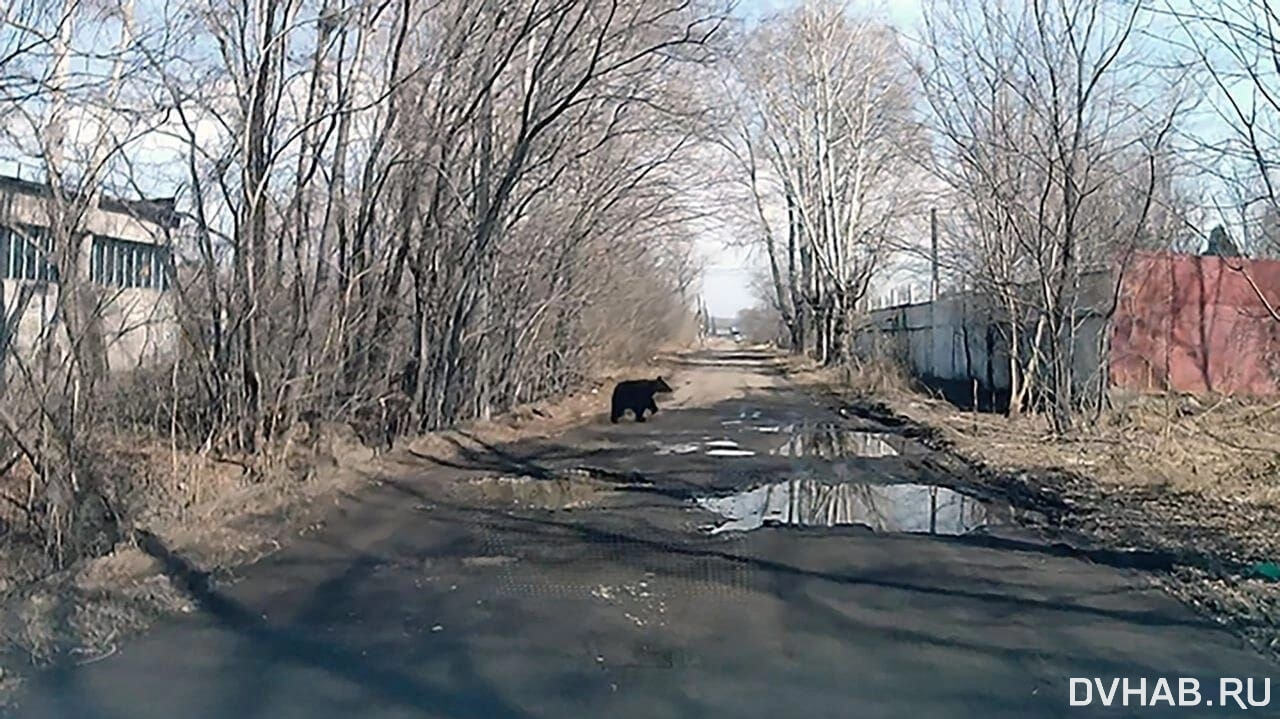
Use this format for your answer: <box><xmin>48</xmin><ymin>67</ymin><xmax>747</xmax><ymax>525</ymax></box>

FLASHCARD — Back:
<box><xmin>696</xmin><ymin>480</ymin><xmax>1000</xmax><ymax>536</ymax></box>
<box><xmin>705</xmin><ymin>439</ymin><xmax>755</xmax><ymax>458</ymax></box>
<box><xmin>771</xmin><ymin>424</ymin><xmax>900</xmax><ymax>458</ymax></box>
<box><xmin>723</xmin><ymin>409</ymin><xmax>763</xmax><ymax>426</ymax></box>
<box><xmin>655</xmin><ymin>443</ymin><xmax>700</xmax><ymax>456</ymax></box>
<box><xmin>653</xmin><ymin>439</ymin><xmax>757</xmax><ymax>457</ymax></box>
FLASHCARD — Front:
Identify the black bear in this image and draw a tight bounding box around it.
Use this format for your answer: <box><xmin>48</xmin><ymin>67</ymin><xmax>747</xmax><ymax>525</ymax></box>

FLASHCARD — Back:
<box><xmin>610</xmin><ymin>376</ymin><xmax>673</xmax><ymax>423</ymax></box>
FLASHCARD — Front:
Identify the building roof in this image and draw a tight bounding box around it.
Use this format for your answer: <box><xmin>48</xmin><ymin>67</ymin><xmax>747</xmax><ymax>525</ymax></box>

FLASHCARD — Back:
<box><xmin>0</xmin><ymin>173</ymin><xmax>180</xmax><ymax>229</ymax></box>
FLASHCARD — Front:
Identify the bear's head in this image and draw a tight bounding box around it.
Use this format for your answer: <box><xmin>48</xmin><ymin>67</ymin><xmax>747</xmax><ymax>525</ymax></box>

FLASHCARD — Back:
<box><xmin>653</xmin><ymin>376</ymin><xmax>674</xmax><ymax>393</ymax></box>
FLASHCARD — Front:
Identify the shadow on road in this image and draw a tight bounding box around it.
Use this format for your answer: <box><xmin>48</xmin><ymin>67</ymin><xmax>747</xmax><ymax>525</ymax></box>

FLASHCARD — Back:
<box><xmin>15</xmin><ymin>359</ymin><xmax>1277</xmax><ymax>719</ymax></box>
<box><xmin>127</xmin><ymin>529</ymin><xmax>534</xmax><ymax>719</ymax></box>
<box><xmin>374</xmin><ymin>474</ymin><xmax>1212</xmax><ymax>632</ymax></box>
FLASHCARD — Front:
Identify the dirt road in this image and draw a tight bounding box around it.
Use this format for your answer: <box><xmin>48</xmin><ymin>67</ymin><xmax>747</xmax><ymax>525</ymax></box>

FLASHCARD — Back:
<box><xmin>11</xmin><ymin>348</ymin><xmax>1279</xmax><ymax>718</ymax></box>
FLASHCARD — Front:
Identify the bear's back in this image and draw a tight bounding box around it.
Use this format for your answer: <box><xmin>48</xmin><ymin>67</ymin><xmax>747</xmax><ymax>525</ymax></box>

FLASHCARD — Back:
<box><xmin>612</xmin><ymin>379</ymin><xmax>652</xmax><ymax>398</ymax></box>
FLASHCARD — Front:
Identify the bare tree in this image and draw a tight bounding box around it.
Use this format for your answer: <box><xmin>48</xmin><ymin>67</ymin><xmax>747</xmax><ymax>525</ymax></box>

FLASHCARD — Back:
<box><xmin>1166</xmin><ymin>0</ymin><xmax>1280</xmax><ymax>322</ymax></box>
<box><xmin>713</xmin><ymin>1</ymin><xmax>924</xmax><ymax>364</ymax></box>
<box><xmin>0</xmin><ymin>0</ymin><xmax>171</xmax><ymax>563</ymax></box>
<box><xmin>0</xmin><ymin>0</ymin><xmax>728</xmax><ymax>573</ymax></box>
<box><xmin>919</xmin><ymin>0</ymin><xmax>1184</xmax><ymax>428</ymax></box>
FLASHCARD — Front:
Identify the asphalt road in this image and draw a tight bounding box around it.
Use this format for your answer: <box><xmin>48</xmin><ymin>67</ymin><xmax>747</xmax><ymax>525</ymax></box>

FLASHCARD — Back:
<box><xmin>12</xmin><ymin>349</ymin><xmax>1280</xmax><ymax>718</ymax></box>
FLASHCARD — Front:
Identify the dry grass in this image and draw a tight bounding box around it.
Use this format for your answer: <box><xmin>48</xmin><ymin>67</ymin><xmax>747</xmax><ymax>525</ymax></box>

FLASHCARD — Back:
<box><xmin>827</xmin><ymin>371</ymin><xmax>1280</xmax><ymax>557</ymax></box>
<box><xmin>1162</xmin><ymin>567</ymin><xmax>1280</xmax><ymax>656</ymax></box>
<box><xmin>805</xmin><ymin>359</ymin><xmax>1280</xmax><ymax>506</ymax></box>
<box><xmin>818</xmin><ymin>357</ymin><xmax>915</xmax><ymax>399</ymax></box>
<box><xmin>799</xmin><ymin>359</ymin><xmax>1280</xmax><ymax>656</ymax></box>
<box><xmin>0</xmin><ymin>545</ymin><xmax>195</xmax><ymax>712</ymax></box>
<box><xmin>915</xmin><ymin>393</ymin><xmax>1280</xmax><ymax>500</ymax></box>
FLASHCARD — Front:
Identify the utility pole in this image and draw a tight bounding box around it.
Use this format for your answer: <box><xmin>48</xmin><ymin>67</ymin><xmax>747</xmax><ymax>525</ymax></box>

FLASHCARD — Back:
<box><xmin>929</xmin><ymin>207</ymin><xmax>941</xmax><ymax>379</ymax></box>
<box><xmin>930</xmin><ymin>207</ymin><xmax>939</xmax><ymax>302</ymax></box>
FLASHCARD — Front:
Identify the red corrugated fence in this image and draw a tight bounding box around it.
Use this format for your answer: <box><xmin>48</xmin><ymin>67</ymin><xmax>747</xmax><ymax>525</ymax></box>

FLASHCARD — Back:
<box><xmin>1110</xmin><ymin>252</ymin><xmax>1280</xmax><ymax>396</ymax></box>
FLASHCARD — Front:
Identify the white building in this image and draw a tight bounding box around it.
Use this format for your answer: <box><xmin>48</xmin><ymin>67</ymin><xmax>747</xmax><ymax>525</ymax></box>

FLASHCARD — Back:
<box><xmin>0</xmin><ymin>173</ymin><xmax>179</xmax><ymax>376</ymax></box>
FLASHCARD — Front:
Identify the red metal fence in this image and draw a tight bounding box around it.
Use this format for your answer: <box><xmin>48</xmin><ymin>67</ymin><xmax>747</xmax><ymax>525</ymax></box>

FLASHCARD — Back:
<box><xmin>1110</xmin><ymin>252</ymin><xmax>1280</xmax><ymax>396</ymax></box>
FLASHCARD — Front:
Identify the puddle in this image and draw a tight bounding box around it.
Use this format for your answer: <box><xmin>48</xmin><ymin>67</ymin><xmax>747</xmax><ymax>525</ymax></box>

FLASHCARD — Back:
<box><xmin>771</xmin><ymin>424</ymin><xmax>901</xmax><ymax>458</ymax></box>
<box><xmin>695</xmin><ymin>479</ymin><xmax>1001</xmax><ymax>536</ymax></box>
<box><xmin>656</xmin><ymin>439</ymin><xmax>758</xmax><ymax>457</ymax></box>
<box><xmin>457</xmin><ymin>475</ymin><xmax>610</xmax><ymax>509</ymax></box>
<box><xmin>655</xmin><ymin>443</ymin><xmax>700</xmax><ymax>456</ymax></box>
<box><xmin>721</xmin><ymin>410</ymin><xmax>763</xmax><ymax>427</ymax></box>
<box><xmin>704</xmin><ymin>439</ymin><xmax>756</xmax><ymax>458</ymax></box>
<box><xmin>461</xmin><ymin>555</ymin><xmax>519</xmax><ymax>568</ymax></box>
<box><xmin>706</xmin><ymin>448</ymin><xmax>756</xmax><ymax>457</ymax></box>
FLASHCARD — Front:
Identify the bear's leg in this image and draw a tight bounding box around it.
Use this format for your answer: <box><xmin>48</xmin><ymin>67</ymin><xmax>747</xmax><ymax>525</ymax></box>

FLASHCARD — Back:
<box><xmin>633</xmin><ymin>404</ymin><xmax>647</xmax><ymax>422</ymax></box>
<box><xmin>610</xmin><ymin>397</ymin><xmax>623</xmax><ymax>423</ymax></box>
<box><xmin>647</xmin><ymin>397</ymin><xmax>659</xmax><ymax>414</ymax></box>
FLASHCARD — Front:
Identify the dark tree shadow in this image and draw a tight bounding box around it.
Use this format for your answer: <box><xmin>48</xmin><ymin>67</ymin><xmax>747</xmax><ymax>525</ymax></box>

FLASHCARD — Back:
<box><xmin>375</xmin><ymin>477</ymin><xmax>1216</xmax><ymax>632</ymax></box>
<box><xmin>129</xmin><ymin>529</ymin><xmax>534</xmax><ymax>719</ymax></box>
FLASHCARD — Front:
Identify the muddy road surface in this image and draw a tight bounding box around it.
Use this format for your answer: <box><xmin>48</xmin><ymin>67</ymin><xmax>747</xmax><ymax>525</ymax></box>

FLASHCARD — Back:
<box><xmin>13</xmin><ymin>349</ymin><xmax>1279</xmax><ymax>718</ymax></box>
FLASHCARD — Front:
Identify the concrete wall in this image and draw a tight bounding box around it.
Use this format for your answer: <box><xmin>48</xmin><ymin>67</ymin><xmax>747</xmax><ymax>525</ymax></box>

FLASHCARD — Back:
<box><xmin>0</xmin><ymin>279</ymin><xmax>62</xmax><ymax>360</ymax></box>
<box><xmin>0</xmin><ymin>180</ymin><xmax>166</xmax><ymax>244</ymax></box>
<box><xmin>97</xmin><ymin>286</ymin><xmax>179</xmax><ymax>371</ymax></box>
<box><xmin>857</xmin><ymin>297</ymin><xmax>1014</xmax><ymax>391</ymax></box>
<box><xmin>0</xmin><ymin>179</ymin><xmax>177</xmax><ymax>378</ymax></box>
<box><xmin>0</xmin><ymin>281</ymin><xmax>175</xmax><ymax>375</ymax></box>
<box><xmin>856</xmin><ymin>295</ymin><xmax>1105</xmax><ymax>397</ymax></box>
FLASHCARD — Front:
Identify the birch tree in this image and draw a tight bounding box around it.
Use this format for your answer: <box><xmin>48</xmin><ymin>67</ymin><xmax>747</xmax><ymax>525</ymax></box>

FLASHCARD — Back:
<box><xmin>716</xmin><ymin>1</ymin><xmax>923</xmax><ymax>364</ymax></box>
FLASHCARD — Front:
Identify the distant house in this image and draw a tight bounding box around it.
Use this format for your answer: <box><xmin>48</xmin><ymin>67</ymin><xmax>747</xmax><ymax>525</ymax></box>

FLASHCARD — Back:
<box><xmin>857</xmin><ymin>251</ymin><xmax>1280</xmax><ymax>398</ymax></box>
<box><xmin>1204</xmin><ymin>225</ymin><xmax>1242</xmax><ymax>258</ymax></box>
<box><xmin>704</xmin><ymin>316</ymin><xmax>736</xmax><ymax>337</ymax></box>
<box><xmin>0</xmin><ymin>172</ymin><xmax>180</xmax><ymax>376</ymax></box>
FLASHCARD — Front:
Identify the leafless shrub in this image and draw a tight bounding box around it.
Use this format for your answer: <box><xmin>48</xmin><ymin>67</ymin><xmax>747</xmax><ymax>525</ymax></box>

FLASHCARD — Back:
<box><xmin>711</xmin><ymin>1</ymin><xmax>925</xmax><ymax>364</ymax></box>
<box><xmin>917</xmin><ymin>0</ymin><xmax>1187</xmax><ymax>430</ymax></box>
<box><xmin>0</xmin><ymin>0</ymin><xmax>729</xmax><ymax>575</ymax></box>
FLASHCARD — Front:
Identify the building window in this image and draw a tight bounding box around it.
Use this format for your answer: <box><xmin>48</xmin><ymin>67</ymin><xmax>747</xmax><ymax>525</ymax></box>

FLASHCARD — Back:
<box><xmin>0</xmin><ymin>224</ymin><xmax>58</xmax><ymax>282</ymax></box>
<box><xmin>91</xmin><ymin>235</ymin><xmax>171</xmax><ymax>291</ymax></box>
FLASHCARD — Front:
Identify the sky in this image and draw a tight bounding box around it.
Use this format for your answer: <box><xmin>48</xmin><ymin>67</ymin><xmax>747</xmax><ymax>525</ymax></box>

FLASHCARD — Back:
<box><xmin>696</xmin><ymin>0</ymin><xmax>1243</xmax><ymax>318</ymax></box>
<box><xmin>1</xmin><ymin>0</ymin><xmax>921</xmax><ymax>321</ymax></box>
<box><xmin>696</xmin><ymin>0</ymin><xmax>924</xmax><ymax>320</ymax></box>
